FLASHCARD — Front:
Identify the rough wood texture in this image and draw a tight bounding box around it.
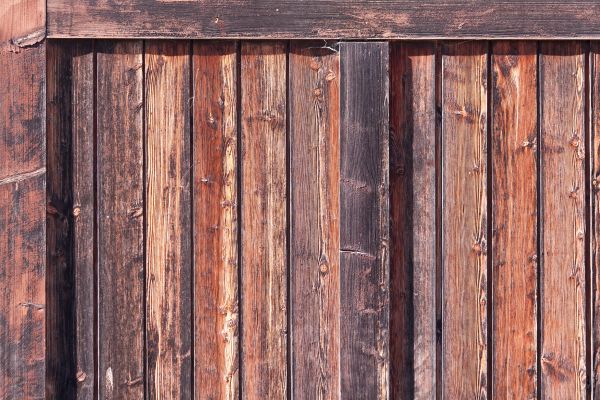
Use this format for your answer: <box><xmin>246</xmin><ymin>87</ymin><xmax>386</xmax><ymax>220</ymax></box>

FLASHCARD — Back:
<box><xmin>145</xmin><ymin>40</ymin><xmax>192</xmax><ymax>399</ymax></box>
<box><xmin>539</xmin><ymin>41</ymin><xmax>586</xmax><ymax>399</ymax></box>
<box><xmin>389</xmin><ymin>42</ymin><xmax>436</xmax><ymax>400</ymax></box>
<box><xmin>441</xmin><ymin>41</ymin><xmax>488</xmax><ymax>399</ymax></box>
<box><xmin>240</xmin><ymin>41</ymin><xmax>287</xmax><ymax>399</ymax></box>
<box><xmin>289</xmin><ymin>42</ymin><xmax>340</xmax><ymax>400</ymax></box>
<box><xmin>46</xmin><ymin>40</ymin><xmax>95</xmax><ymax>400</ymax></box>
<box><xmin>0</xmin><ymin>1</ymin><xmax>46</xmax><ymax>395</ymax></box>
<box><xmin>192</xmin><ymin>41</ymin><xmax>239</xmax><ymax>400</ymax></box>
<box><xmin>48</xmin><ymin>1</ymin><xmax>600</xmax><ymax>40</ymax></box>
<box><xmin>490</xmin><ymin>41</ymin><xmax>538</xmax><ymax>399</ymax></box>
<box><xmin>339</xmin><ymin>42</ymin><xmax>389</xmax><ymax>399</ymax></box>
<box><xmin>96</xmin><ymin>40</ymin><xmax>145</xmax><ymax>400</ymax></box>
<box><xmin>592</xmin><ymin>42</ymin><xmax>600</xmax><ymax>400</ymax></box>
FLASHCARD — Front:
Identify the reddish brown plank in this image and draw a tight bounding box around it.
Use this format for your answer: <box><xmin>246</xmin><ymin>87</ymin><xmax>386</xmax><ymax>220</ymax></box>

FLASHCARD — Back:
<box><xmin>145</xmin><ymin>40</ymin><xmax>192</xmax><ymax>398</ymax></box>
<box><xmin>289</xmin><ymin>41</ymin><xmax>340</xmax><ymax>399</ymax></box>
<box><xmin>592</xmin><ymin>41</ymin><xmax>600</xmax><ymax>400</ymax></box>
<box><xmin>539</xmin><ymin>41</ymin><xmax>586</xmax><ymax>399</ymax></box>
<box><xmin>389</xmin><ymin>42</ymin><xmax>437</xmax><ymax>400</ymax></box>
<box><xmin>0</xmin><ymin>2</ymin><xmax>46</xmax><ymax>396</ymax></box>
<box><xmin>193</xmin><ymin>41</ymin><xmax>239</xmax><ymax>400</ymax></box>
<box><xmin>240</xmin><ymin>41</ymin><xmax>287</xmax><ymax>399</ymax></box>
<box><xmin>96</xmin><ymin>40</ymin><xmax>145</xmax><ymax>399</ymax></box>
<box><xmin>490</xmin><ymin>41</ymin><xmax>538</xmax><ymax>399</ymax></box>
<box><xmin>46</xmin><ymin>40</ymin><xmax>95</xmax><ymax>399</ymax></box>
<box><xmin>339</xmin><ymin>41</ymin><xmax>389</xmax><ymax>399</ymax></box>
<box><xmin>441</xmin><ymin>41</ymin><xmax>488</xmax><ymax>399</ymax></box>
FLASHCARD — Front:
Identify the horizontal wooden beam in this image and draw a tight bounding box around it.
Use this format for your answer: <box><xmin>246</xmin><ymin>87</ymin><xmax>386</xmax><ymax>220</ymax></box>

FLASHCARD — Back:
<box><xmin>48</xmin><ymin>0</ymin><xmax>600</xmax><ymax>39</ymax></box>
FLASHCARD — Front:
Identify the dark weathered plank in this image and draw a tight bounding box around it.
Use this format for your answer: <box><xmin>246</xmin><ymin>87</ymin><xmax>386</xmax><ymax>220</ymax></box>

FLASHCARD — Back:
<box><xmin>193</xmin><ymin>41</ymin><xmax>239</xmax><ymax>400</ymax></box>
<box><xmin>592</xmin><ymin>41</ymin><xmax>600</xmax><ymax>400</ymax></box>
<box><xmin>539</xmin><ymin>41</ymin><xmax>586</xmax><ymax>399</ymax></box>
<box><xmin>240</xmin><ymin>41</ymin><xmax>287</xmax><ymax>399</ymax></box>
<box><xmin>48</xmin><ymin>0</ymin><xmax>600</xmax><ymax>39</ymax></box>
<box><xmin>441</xmin><ymin>41</ymin><xmax>488</xmax><ymax>399</ymax></box>
<box><xmin>339</xmin><ymin>41</ymin><xmax>389</xmax><ymax>399</ymax></box>
<box><xmin>46</xmin><ymin>39</ymin><xmax>95</xmax><ymax>400</ymax></box>
<box><xmin>389</xmin><ymin>42</ymin><xmax>436</xmax><ymax>400</ymax></box>
<box><xmin>145</xmin><ymin>40</ymin><xmax>192</xmax><ymax>399</ymax></box>
<box><xmin>289</xmin><ymin>41</ymin><xmax>340</xmax><ymax>400</ymax></box>
<box><xmin>0</xmin><ymin>1</ymin><xmax>46</xmax><ymax>396</ymax></box>
<box><xmin>96</xmin><ymin>40</ymin><xmax>145</xmax><ymax>399</ymax></box>
<box><xmin>490</xmin><ymin>41</ymin><xmax>538</xmax><ymax>399</ymax></box>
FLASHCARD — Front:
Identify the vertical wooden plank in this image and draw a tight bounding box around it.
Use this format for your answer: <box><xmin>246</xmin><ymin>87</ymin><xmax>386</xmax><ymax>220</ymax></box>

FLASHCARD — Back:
<box><xmin>592</xmin><ymin>41</ymin><xmax>600</xmax><ymax>400</ymax></box>
<box><xmin>441</xmin><ymin>41</ymin><xmax>488</xmax><ymax>399</ymax></box>
<box><xmin>0</xmin><ymin>1</ymin><xmax>46</xmax><ymax>396</ymax></box>
<box><xmin>539</xmin><ymin>41</ymin><xmax>586</xmax><ymax>399</ymax></box>
<box><xmin>490</xmin><ymin>41</ymin><xmax>538</xmax><ymax>399</ymax></box>
<box><xmin>339</xmin><ymin>41</ymin><xmax>389</xmax><ymax>399</ymax></box>
<box><xmin>145</xmin><ymin>40</ymin><xmax>192</xmax><ymax>399</ymax></box>
<box><xmin>193</xmin><ymin>41</ymin><xmax>239</xmax><ymax>400</ymax></box>
<box><xmin>389</xmin><ymin>42</ymin><xmax>436</xmax><ymax>400</ymax></box>
<box><xmin>97</xmin><ymin>40</ymin><xmax>145</xmax><ymax>400</ymax></box>
<box><xmin>46</xmin><ymin>40</ymin><xmax>95</xmax><ymax>399</ymax></box>
<box><xmin>289</xmin><ymin>42</ymin><xmax>340</xmax><ymax>400</ymax></box>
<box><xmin>240</xmin><ymin>41</ymin><xmax>287</xmax><ymax>399</ymax></box>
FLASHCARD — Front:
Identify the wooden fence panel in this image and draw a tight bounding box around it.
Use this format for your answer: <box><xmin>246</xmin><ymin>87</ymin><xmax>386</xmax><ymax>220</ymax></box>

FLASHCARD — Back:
<box><xmin>592</xmin><ymin>42</ymin><xmax>600</xmax><ymax>400</ymax></box>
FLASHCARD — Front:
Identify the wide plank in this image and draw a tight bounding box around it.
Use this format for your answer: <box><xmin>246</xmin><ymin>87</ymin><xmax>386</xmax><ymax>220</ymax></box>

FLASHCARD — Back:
<box><xmin>490</xmin><ymin>41</ymin><xmax>538</xmax><ymax>399</ymax></box>
<box><xmin>389</xmin><ymin>42</ymin><xmax>437</xmax><ymax>400</ymax></box>
<box><xmin>441</xmin><ymin>41</ymin><xmax>488</xmax><ymax>399</ymax></box>
<box><xmin>339</xmin><ymin>41</ymin><xmax>389</xmax><ymax>399</ymax></box>
<box><xmin>145</xmin><ymin>40</ymin><xmax>192</xmax><ymax>399</ymax></box>
<box><xmin>192</xmin><ymin>41</ymin><xmax>239</xmax><ymax>400</ymax></box>
<box><xmin>289</xmin><ymin>41</ymin><xmax>341</xmax><ymax>400</ymax></box>
<box><xmin>240</xmin><ymin>41</ymin><xmax>287</xmax><ymax>399</ymax></box>
<box><xmin>539</xmin><ymin>41</ymin><xmax>586</xmax><ymax>399</ymax></box>
<box><xmin>96</xmin><ymin>40</ymin><xmax>145</xmax><ymax>399</ymax></box>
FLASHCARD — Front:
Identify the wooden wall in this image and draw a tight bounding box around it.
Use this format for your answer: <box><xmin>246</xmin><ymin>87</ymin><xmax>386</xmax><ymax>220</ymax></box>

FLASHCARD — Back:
<box><xmin>45</xmin><ymin>39</ymin><xmax>600</xmax><ymax>399</ymax></box>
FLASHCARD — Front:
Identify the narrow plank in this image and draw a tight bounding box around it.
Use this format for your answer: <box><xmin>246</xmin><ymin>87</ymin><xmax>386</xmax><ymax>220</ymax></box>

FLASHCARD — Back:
<box><xmin>96</xmin><ymin>40</ymin><xmax>145</xmax><ymax>399</ymax></box>
<box><xmin>539</xmin><ymin>41</ymin><xmax>586</xmax><ymax>399</ymax></box>
<box><xmin>389</xmin><ymin>42</ymin><xmax>436</xmax><ymax>400</ymax></box>
<box><xmin>441</xmin><ymin>41</ymin><xmax>488</xmax><ymax>399</ymax></box>
<box><xmin>0</xmin><ymin>2</ymin><xmax>46</xmax><ymax>394</ymax></box>
<box><xmin>48</xmin><ymin>0</ymin><xmax>600</xmax><ymax>40</ymax></box>
<box><xmin>289</xmin><ymin>42</ymin><xmax>340</xmax><ymax>399</ymax></box>
<box><xmin>490</xmin><ymin>41</ymin><xmax>538</xmax><ymax>399</ymax></box>
<box><xmin>145</xmin><ymin>40</ymin><xmax>192</xmax><ymax>399</ymax></box>
<box><xmin>240</xmin><ymin>41</ymin><xmax>287</xmax><ymax>399</ymax></box>
<box><xmin>592</xmin><ymin>41</ymin><xmax>600</xmax><ymax>400</ymax></box>
<box><xmin>193</xmin><ymin>41</ymin><xmax>239</xmax><ymax>400</ymax></box>
<box><xmin>339</xmin><ymin>41</ymin><xmax>389</xmax><ymax>399</ymax></box>
<box><xmin>46</xmin><ymin>40</ymin><xmax>95</xmax><ymax>399</ymax></box>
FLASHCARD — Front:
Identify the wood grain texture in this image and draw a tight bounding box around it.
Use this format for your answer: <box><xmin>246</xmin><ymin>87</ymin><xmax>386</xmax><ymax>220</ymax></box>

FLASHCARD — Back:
<box><xmin>490</xmin><ymin>41</ymin><xmax>538</xmax><ymax>399</ymax></box>
<box><xmin>389</xmin><ymin>42</ymin><xmax>436</xmax><ymax>400</ymax></box>
<box><xmin>339</xmin><ymin>41</ymin><xmax>389</xmax><ymax>399</ymax></box>
<box><xmin>539</xmin><ymin>41</ymin><xmax>586</xmax><ymax>399</ymax></box>
<box><xmin>441</xmin><ymin>41</ymin><xmax>488</xmax><ymax>399</ymax></box>
<box><xmin>193</xmin><ymin>41</ymin><xmax>239</xmax><ymax>400</ymax></box>
<box><xmin>0</xmin><ymin>1</ymin><xmax>46</xmax><ymax>393</ymax></box>
<box><xmin>592</xmin><ymin>42</ymin><xmax>600</xmax><ymax>400</ymax></box>
<box><xmin>145</xmin><ymin>40</ymin><xmax>192</xmax><ymax>399</ymax></box>
<box><xmin>96</xmin><ymin>40</ymin><xmax>145</xmax><ymax>400</ymax></box>
<box><xmin>240</xmin><ymin>41</ymin><xmax>287</xmax><ymax>399</ymax></box>
<box><xmin>289</xmin><ymin>41</ymin><xmax>340</xmax><ymax>400</ymax></box>
<box><xmin>46</xmin><ymin>40</ymin><xmax>95</xmax><ymax>400</ymax></box>
<box><xmin>48</xmin><ymin>1</ymin><xmax>600</xmax><ymax>40</ymax></box>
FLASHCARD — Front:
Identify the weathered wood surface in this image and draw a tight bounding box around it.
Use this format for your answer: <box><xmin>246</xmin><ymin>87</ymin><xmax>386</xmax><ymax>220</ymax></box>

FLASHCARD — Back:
<box><xmin>96</xmin><ymin>40</ymin><xmax>145</xmax><ymax>400</ymax></box>
<box><xmin>289</xmin><ymin>41</ymin><xmax>340</xmax><ymax>400</ymax></box>
<box><xmin>539</xmin><ymin>41</ymin><xmax>586</xmax><ymax>399</ymax></box>
<box><xmin>592</xmin><ymin>42</ymin><xmax>600</xmax><ymax>400</ymax></box>
<box><xmin>48</xmin><ymin>1</ymin><xmax>600</xmax><ymax>39</ymax></box>
<box><xmin>145</xmin><ymin>40</ymin><xmax>192</xmax><ymax>398</ymax></box>
<box><xmin>192</xmin><ymin>41</ymin><xmax>239</xmax><ymax>400</ymax></box>
<box><xmin>339</xmin><ymin>42</ymin><xmax>389</xmax><ymax>399</ymax></box>
<box><xmin>441</xmin><ymin>41</ymin><xmax>488</xmax><ymax>399</ymax></box>
<box><xmin>389</xmin><ymin>41</ymin><xmax>437</xmax><ymax>400</ymax></box>
<box><xmin>240</xmin><ymin>41</ymin><xmax>288</xmax><ymax>399</ymax></box>
<box><xmin>490</xmin><ymin>41</ymin><xmax>538</xmax><ymax>399</ymax></box>
<box><xmin>0</xmin><ymin>0</ymin><xmax>46</xmax><ymax>397</ymax></box>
